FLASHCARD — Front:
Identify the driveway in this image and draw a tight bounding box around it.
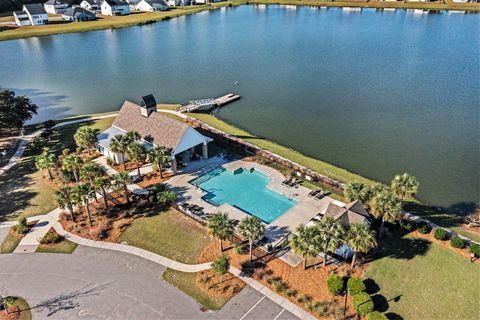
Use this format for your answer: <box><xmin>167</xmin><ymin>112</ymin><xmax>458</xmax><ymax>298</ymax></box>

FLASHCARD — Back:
<box><xmin>0</xmin><ymin>246</ymin><xmax>299</xmax><ymax>320</ymax></box>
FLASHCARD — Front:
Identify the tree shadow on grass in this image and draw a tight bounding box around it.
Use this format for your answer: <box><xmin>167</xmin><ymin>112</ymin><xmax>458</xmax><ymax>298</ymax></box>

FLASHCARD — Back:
<box><xmin>364</xmin><ymin>234</ymin><xmax>431</xmax><ymax>263</ymax></box>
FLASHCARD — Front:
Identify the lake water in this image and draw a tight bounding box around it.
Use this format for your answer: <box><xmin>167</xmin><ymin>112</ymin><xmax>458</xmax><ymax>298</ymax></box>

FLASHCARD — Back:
<box><xmin>0</xmin><ymin>5</ymin><xmax>478</xmax><ymax>207</ymax></box>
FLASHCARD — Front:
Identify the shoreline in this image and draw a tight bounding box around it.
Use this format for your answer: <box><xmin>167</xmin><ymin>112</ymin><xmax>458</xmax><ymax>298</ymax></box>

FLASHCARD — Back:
<box><xmin>0</xmin><ymin>1</ymin><xmax>478</xmax><ymax>41</ymax></box>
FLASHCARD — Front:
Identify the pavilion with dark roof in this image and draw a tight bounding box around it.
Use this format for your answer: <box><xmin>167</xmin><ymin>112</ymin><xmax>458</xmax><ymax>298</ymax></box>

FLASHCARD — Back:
<box><xmin>96</xmin><ymin>95</ymin><xmax>212</xmax><ymax>173</ymax></box>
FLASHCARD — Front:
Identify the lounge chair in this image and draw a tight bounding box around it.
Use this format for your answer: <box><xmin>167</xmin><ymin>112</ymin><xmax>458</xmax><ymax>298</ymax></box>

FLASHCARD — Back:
<box><xmin>308</xmin><ymin>190</ymin><xmax>320</xmax><ymax>197</ymax></box>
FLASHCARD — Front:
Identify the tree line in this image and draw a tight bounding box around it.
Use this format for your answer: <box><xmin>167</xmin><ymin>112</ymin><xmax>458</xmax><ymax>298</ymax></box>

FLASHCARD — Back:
<box><xmin>0</xmin><ymin>0</ymin><xmax>81</xmax><ymax>13</ymax></box>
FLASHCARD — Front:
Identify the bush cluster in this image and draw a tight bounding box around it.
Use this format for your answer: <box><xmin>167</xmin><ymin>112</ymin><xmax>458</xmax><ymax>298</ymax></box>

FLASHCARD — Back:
<box><xmin>366</xmin><ymin>311</ymin><xmax>388</xmax><ymax>320</ymax></box>
<box><xmin>326</xmin><ymin>275</ymin><xmax>344</xmax><ymax>296</ymax></box>
<box><xmin>352</xmin><ymin>292</ymin><xmax>374</xmax><ymax>316</ymax></box>
<box><xmin>417</xmin><ymin>223</ymin><xmax>431</xmax><ymax>234</ymax></box>
<box><xmin>450</xmin><ymin>236</ymin><xmax>466</xmax><ymax>249</ymax></box>
<box><xmin>40</xmin><ymin>232</ymin><xmax>61</xmax><ymax>244</ymax></box>
<box><xmin>399</xmin><ymin>219</ymin><xmax>414</xmax><ymax>231</ymax></box>
<box><xmin>14</xmin><ymin>217</ymin><xmax>28</xmax><ymax>234</ymax></box>
<box><xmin>347</xmin><ymin>277</ymin><xmax>366</xmax><ymax>296</ymax></box>
<box><xmin>469</xmin><ymin>243</ymin><xmax>480</xmax><ymax>257</ymax></box>
<box><xmin>434</xmin><ymin>228</ymin><xmax>448</xmax><ymax>241</ymax></box>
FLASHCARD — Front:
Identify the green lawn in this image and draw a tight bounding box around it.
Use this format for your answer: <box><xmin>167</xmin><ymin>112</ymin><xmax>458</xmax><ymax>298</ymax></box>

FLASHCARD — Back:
<box><xmin>119</xmin><ymin>207</ymin><xmax>212</xmax><ymax>264</ymax></box>
<box><xmin>0</xmin><ymin>117</ymin><xmax>113</xmax><ymax>221</ymax></box>
<box><xmin>163</xmin><ymin>269</ymin><xmax>231</xmax><ymax>310</ymax></box>
<box><xmin>36</xmin><ymin>238</ymin><xmax>78</xmax><ymax>254</ymax></box>
<box><xmin>187</xmin><ymin>113</ymin><xmax>374</xmax><ymax>186</ymax></box>
<box><xmin>366</xmin><ymin>233</ymin><xmax>480</xmax><ymax>320</ymax></box>
<box><xmin>0</xmin><ymin>229</ymin><xmax>23</xmax><ymax>253</ymax></box>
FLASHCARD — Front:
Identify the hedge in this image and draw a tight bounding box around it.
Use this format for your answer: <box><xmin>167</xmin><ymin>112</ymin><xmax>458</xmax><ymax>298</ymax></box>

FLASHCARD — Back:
<box><xmin>352</xmin><ymin>292</ymin><xmax>374</xmax><ymax>316</ymax></box>
<box><xmin>366</xmin><ymin>311</ymin><xmax>388</xmax><ymax>320</ymax></box>
<box><xmin>470</xmin><ymin>243</ymin><xmax>480</xmax><ymax>257</ymax></box>
<box><xmin>450</xmin><ymin>236</ymin><xmax>466</xmax><ymax>249</ymax></box>
<box><xmin>434</xmin><ymin>228</ymin><xmax>449</xmax><ymax>241</ymax></box>
<box><xmin>326</xmin><ymin>275</ymin><xmax>344</xmax><ymax>296</ymax></box>
<box><xmin>417</xmin><ymin>223</ymin><xmax>431</xmax><ymax>234</ymax></box>
<box><xmin>347</xmin><ymin>277</ymin><xmax>366</xmax><ymax>296</ymax></box>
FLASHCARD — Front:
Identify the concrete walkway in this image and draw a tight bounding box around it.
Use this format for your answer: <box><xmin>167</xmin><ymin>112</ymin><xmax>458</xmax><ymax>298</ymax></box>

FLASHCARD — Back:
<box><xmin>0</xmin><ymin>113</ymin><xmax>117</xmax><ymax>175</ymax></box>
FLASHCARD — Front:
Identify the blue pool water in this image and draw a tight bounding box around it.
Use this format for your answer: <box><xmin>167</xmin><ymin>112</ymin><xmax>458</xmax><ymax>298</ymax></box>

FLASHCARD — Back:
<box><xmin>191</xmin><ymin>168</ymin><xmax>295</xmax><ymax>223</ymax></box>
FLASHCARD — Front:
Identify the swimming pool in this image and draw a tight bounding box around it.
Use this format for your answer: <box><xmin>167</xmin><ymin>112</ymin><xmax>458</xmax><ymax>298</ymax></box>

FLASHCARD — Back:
<box><xmin>191</xmin><ymin>167</ymin><xmax>296</xmax><ymax>224</ymax></box>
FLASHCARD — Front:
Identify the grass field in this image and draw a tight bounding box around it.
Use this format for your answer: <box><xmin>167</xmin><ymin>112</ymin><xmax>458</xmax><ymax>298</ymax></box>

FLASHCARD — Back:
<box><xmin>163</xmin><ymin>269</ymin><xmax>233</xmax><ymax>310</ymax></box>
<box><xmin>0</xmin><ymin>3</ymin><xmax>240</xmax><ymax>41</ymax></box>
<box><xmin>36</xmin><ymin>238</ymin><xmax>78</xmax><ymax>254</ymax></box>
<box><xmin>366</xmin><ymin>233</ymin><xmax>480</xmax><ymax>320</ymax></box>
<box><xmin>0</xmin><ymin>228</ymin><xmax>23</xmax><ymax>253</ymax></box>
<box><xmin>119</xmin><ymin>207</ymin><xmax>212</xmax><ymax>264</ymax></box>
<box><xmin>187</xmin><ymin>113</ymin><xmax>374</xmax><ymax>186</ymax></box>
<box><xmin>0</xmin><ymin>117</ymin><xmax>113</xmax><ymax>221</ymax></box>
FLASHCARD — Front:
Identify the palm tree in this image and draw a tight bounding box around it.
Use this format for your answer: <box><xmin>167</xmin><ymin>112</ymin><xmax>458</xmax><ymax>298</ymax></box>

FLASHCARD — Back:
<box><xmin>126</xmin><ymin>141</ymin><xmax>146</xmax><ymax>179</ymax></box>
<box><xmin>62</xmin><ymin>154</ymin><xmax>83</xmax><ymax>182</ymax></box>
<box><xmin>290</xmin><ymin>224</ymin><xmax>320</xmax><ymax>270</ymax></box>
<box><xmin>238</xmin><ymin>216</ymin><xmax>265</xmax><ymax>262</ymax></box>
<box><xmin>35</xmin><ymin>149</ymin><xmax>56</xmax><ymax>181</ymax></box>
<box><xmin>344</xmin><ymin>182</ymin><xmax>369</xmax><ymax>203</ymax></box>
<box><xmin>73</xmin><ymin>183</ymin><xmax>94</xmax><ymax>225</ymax></box>
<box><xmin>94</xmin><ymin>177</ymin><xmax>111</xmax><ymax>209</ymax></box>
<box><xmin>115</xmin><ymin>171</ymin><xmax>132</xmax><ymax>203</ymax></box>
<box><xmin>207</xmin><ymin>212</ymin><xmax>235</xmax><ymax>254</ymax></box>
<box><xmin>370</xmin><ymin>191</ymin><xmax>402</xmax><ymax>238</ymax></box>
<box><xmin>110</xmin><ymin>135</ymin><xmax>129</xmax><ymax>170</ymax></box>
<box><xmin>55</xmin><ymin>185</ymin><xmax>76</xmax><ymax>222</ymax></box>
<box><xmin>347</xmin><ymin>223</ymin><xmax>377</xmax><ymax>269</ymax></box>
<box><xmin>124</xmin><ymin>130</ymin><xmax>141</xmax><ymax>143</ymax></box>
<box><xmin>368</xmin><ymin>183</ymin><xmax>389</xmax><ymax>203</ymax></box>
<box><xmin>316</xmin><ymin>216</ymin><xmax>346</xmax><ymax>267</ymax></box>
<box><xmin>80</xmin><ymin>162</ymin><xmax>101</xmax><ymax>201</ymax></box>
<box><xmin>148</xmin><ymin>146</ymin><xmax>171</xmax><ymax>178</ymax></box>
<box><xmin>74</xmin><ymin>126</ymin><xmax>98</xmax><ymax>155</ymax></box>
<box><xmin>391</xmin><ymin>173</ymin><xmax>419</xmax><ymax>201</ymax></box>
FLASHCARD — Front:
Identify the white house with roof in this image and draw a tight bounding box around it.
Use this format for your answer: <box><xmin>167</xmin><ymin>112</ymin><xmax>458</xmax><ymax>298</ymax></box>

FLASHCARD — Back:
<box><xmin>13</xmin><ymin>4</ymin><xmax>48</xmax><ymax>26</ymax></box>
<box><xmin>62</xmin><ymin>7</ymin><xmax>96</xmax><ymax>21</ymax></box>
<box><xmin>96</xmin><ymin>95</ymin><xmax>212</xmax><ymax>174</ymax></box>
<box><xmin>80</xmin><ymin>0</ymin><xmax>102</xmax><ymax>12</ymax></box>
<box><xmin>135</xmin><ymin>0</ymin><xmax>168</xmax><ymax>11</ymax></box>
<box><xmin>101</xmin><ymin>0</ymin><xmax>130</xmax><ymax>16</ymax></box>
<box><xmin>43</xmin><ymin>0</ymin><xmax>69</xmax><ymax>14</ymax></box>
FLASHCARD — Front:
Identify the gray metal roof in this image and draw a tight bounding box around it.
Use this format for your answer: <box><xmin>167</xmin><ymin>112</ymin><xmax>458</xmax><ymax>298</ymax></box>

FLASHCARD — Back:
<box><xmin>63</xmin><ymin>7</ymin><xmax>96</xmax><ymax>18</ymax></box>
<box><xmin>24</xmin><ymin>3</ymin><xmax>47</xmax><ymax>15</ymax></box>
<box><xmin>96</xmin><ymin>126</ymin><xmax>153</xmax><ymax>150</ymax></box>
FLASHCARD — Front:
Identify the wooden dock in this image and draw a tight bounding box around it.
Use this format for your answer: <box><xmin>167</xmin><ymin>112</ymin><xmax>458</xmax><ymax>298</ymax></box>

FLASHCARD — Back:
<box><xmin>179</xmin><ymin>93</ymin><xmax>240</xmax><ymax>113</ymax></box>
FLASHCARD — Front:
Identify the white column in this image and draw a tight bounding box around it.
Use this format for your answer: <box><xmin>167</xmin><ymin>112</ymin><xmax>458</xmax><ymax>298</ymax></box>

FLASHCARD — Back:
<box><xmin>202</xmin><ymin>142</ymin><xmax>208</xmax><ymax>160</ymax></box>
<box><xmin>171</xmin><ymin>158</ymin><xmax>178</xmax><ymax>175</ymax></box>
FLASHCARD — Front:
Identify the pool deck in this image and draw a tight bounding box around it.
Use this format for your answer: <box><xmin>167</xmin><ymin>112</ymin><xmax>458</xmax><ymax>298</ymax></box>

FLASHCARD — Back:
<box><xmin>166</xmin><ymin>158</ymin><xmax>345</xmax><ymax>247</ymax></box>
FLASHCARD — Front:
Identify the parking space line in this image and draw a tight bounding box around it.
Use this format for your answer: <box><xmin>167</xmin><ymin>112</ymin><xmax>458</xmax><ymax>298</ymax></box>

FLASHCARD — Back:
<box><xmin>273</xmin><ymin>308</ymin><xmax>286</xmax><ymax>320</ymax></box>
<box><xmin>239</xmin><ymin>296</ymin><xmax>266</xmax><ymax>320</ymax></box>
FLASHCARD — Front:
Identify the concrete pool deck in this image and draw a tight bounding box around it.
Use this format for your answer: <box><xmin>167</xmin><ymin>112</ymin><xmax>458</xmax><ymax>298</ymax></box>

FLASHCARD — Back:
<box><xmin>166</xmin><ymin>159</ymin><xmax>345</xmax><ymax>247</ymax></box>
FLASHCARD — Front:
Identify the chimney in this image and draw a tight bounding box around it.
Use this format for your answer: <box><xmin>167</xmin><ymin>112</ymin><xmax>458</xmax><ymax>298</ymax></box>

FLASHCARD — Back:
<box><xmin>140</xmin><ymin>94</ymin><xmax>157</xmax><ymax>117</ymax></box>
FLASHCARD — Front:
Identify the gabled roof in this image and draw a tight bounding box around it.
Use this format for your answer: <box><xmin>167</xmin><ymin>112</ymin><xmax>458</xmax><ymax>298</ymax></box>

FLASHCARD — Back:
<box><xmin>104</xmin><ymin>0</ymin><xmax>129</xmax><ymax>6</ymax></box>
<box><xmin>63</xmin><ymin>6</ymin><xmax>96</xmax><ymax>17</ymax></box>
<box><xmin>82</xmin><ymin>0</ymin><xmax>101</xmax><ymax>4</ymax></box>
<box><xmin>44</xmin><ymin>0</ymin><xmax>66</xmax><ymax>5</ymax></box>
<box><xmin>24</xmin><ymin>3</ymin><xmax>47</xmax><ymax>15</ymax></box>
<box><xmin>323</xmin><ymin>200</ymin><xmax>370</xmax><ymax>227</ymax></box>
<box><xmin>113</xmin><ymin>101</ymin><xmax>207</xmax><ymax>152</ymax></box>
<box><xmin>142</xmin><ymin>0</ymin><xmax>168</xmax><ymax>5</ymax></box>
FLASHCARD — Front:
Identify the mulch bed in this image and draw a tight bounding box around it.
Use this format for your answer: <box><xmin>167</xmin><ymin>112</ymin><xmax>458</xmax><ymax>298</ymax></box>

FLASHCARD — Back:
<box><xmin>198</xmin><ymin>241</ymin><xmax>358</xmax><ymax>319</ymax></box>
<box><xmin>0</xmin><ymin>306</ymin><xmax>22</xmax><ymax>320</ymax></box>
<box><xmin>59</xmin><ymin>191</ymin><xmax>149</xmax><ymax>243</ymax></box>
<box><xmin>195</xmin><ymin>269</ymin><xmax>246</xmax><ymax>299</ymax></box>
<box><xmin>137</xmin><ymin>171</ymin><xmax>173</xmax><ymax>189</ymax></box>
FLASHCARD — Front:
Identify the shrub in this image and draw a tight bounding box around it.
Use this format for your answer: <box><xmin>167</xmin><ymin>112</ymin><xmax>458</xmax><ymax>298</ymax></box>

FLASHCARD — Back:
<box><xmin>14</xmin><ymin>217</ymin><xmax>28</xmax><ymax>234</ymax></box>
<box><xmin>352</xmin><ymin>292</ymin><xmax>374</xmax><ymax>316</ymax></box>
<box><xmin>326</xmin><ymin>274</ymin><xmax>344</xmax><ymax>296</ymax></box>
<box><xmin>450</xmin><ymin>236</ymin><xmax>466</xmax><ymax>249</ymax></box>
<box><xmin>417</xmin><ymin>223</ymin><xmax>431</xmax><ymax>234</ymax></box>
<box><xmin>297</xmin><ymin>294</ymin><xmax>311</xmax><ymax>304</ymax></box>
<box><xmin>274</xmin><ymin>281</ymin><xmax>287</xmax><ymax>293</ymax></box>
<box><xmin>40</xmin><ymin>232</ymin><xmax>60</xmax><ymax>244</ymax></box>
<box><xmin>211</xmin><ymin>254</ymin><xmax>230</xmax><ymax>278</ymax></box>
<box><xmin>234</xmin><ymin>243</ymin><xmax>246</xmax><ymax>254</ymax></box>
<box><xmin>366</xmin><ymin>311</ymin><xmax>388</xmax><ymax>320</ymax></box>
<box><xmin>399</xmin><ymin>219</ymin><xmax>414</xmax><ymax>231</ymax></box>
<box><xmin>434</xmin><ymin>228</ymin><xmax>448</xmax><ymax>241</ymax></box>
<box><xmin>347</xmin><ymin>277</ymin><xmax>366</xmax><ymax>296</ymax></box>
<box><xmin>59</xmin><ymin>169</ymin><xmax>75</xmax><ymax>183</ymax></box>
<box><xmin>470</xmin><ymin>243</ymin><xmax>480</xmax><ymax>257</ymax></box>
<box><xmin>286</xmin><ymin>288</ymin><xmax>297</xmax><ymax>297</ymax></box>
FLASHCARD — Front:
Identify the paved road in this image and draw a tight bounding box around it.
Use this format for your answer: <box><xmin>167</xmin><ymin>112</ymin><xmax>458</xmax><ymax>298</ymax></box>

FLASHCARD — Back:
<box><xmin>0</xmin><ymin>246</ymin><xmax>298</xmax><ymax>320</ymax></box>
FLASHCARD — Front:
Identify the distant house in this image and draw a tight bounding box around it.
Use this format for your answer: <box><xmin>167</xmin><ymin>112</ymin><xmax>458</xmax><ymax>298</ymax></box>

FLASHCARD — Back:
<box><xmin>135</xmin><ymin>0</ymin><xmax>168</xmax><ymax>11</ymax></box>
<box><xmin>62</xmin><ymin>7</ymin><xmax>96</xmax><ymax>21</ymax></box>
<box><xmin>126</xmin><ymin>0</ymin><xmax>141</xmax><ymax>10</ymax></box>
<box><xmin>101</xmin><ymin>0</ymin><xmax>130</xmax><ymax>16</ymax></box>
<box><xmin>80</xmin><ymin>0</ymin><xmax>102</xmax><ymax>12</ymax></box>
<box><xmin>165</xmin><ymin>0</ymin><xmax>189</xmax><ymax>6</ymax></box>
<box><xmin>96</xmin><ymin>95</ymin><xmax>211</xmax><ymax>174</ymax></box>
<box><xmin>43</xmin><ymin>0</ymin><xmax>69</xmax><ymax>14</ymax></box>
<box><xmin>13</xmin><ymin>4</ymin><xmax>48</xmax><ymax>26</ymax></box>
